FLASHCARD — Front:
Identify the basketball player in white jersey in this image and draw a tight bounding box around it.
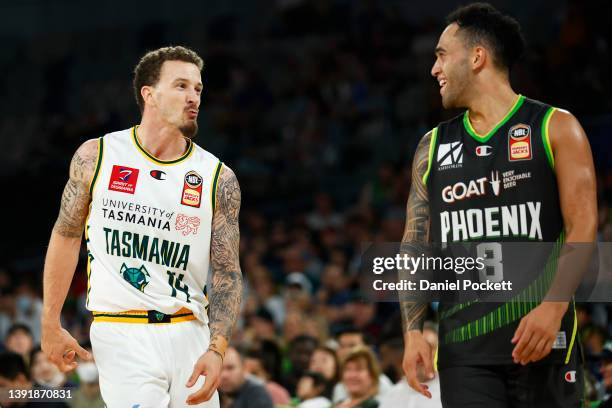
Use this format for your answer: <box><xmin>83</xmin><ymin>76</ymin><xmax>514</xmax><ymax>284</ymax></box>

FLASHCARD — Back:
<box><xmin>40</xmin><ymin>46</ymin><xmax>243</xmax><ymax>407</ymax></box>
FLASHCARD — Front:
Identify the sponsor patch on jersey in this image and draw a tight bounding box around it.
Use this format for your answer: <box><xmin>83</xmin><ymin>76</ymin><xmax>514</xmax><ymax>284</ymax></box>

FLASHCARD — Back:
<box><xmin>508</xmin><ymin>124</ymin><xmax>532</xmax><ymax>161</ymax></box>
<box><xmin>109</xmin><ymin>165</ymin><xmax>139</xmax><ymax>194</ymax></box>
<box><xmin>564</xmin><ymin>370</ymin><xmax>576</xmax><ymax>383</ymax></box>
<box><xmin>181</xmin><ymin>170</ymin><xmax>203</xmax><ymax>208</ymax></box>
<box><xmin>437</xmin><ymin>142</ymin><xmax>463</xmax><ymax>170</ymax></box>
<box><xmin>150</xmin><ymin>170</ymin><xmax>166</xmax><ymax>180</ymax></box>
<box><xmin>475</xmin><ymin>145</ymin><xmax>492</xmax><ymax>156</ymax></box>
<box><xmin>552</xmin><ymin>331</ymin><xmax>567</xmax><ymax>349</ymax></box>
<box><xmin>175</xmin><ymin>213</ymin><xmax>201</xmax><ymax>236</ymax></box>
<box><xmin>441</xmin><ymin>171</ymin><xmax>501</xmax><ymax>203</ymax></box>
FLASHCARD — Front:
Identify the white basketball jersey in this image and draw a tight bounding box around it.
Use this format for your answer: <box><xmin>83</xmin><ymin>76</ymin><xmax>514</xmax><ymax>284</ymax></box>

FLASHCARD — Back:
<box><xmin>85</xmin><ymin>126</ymin><xmax>222</xmax><ymax>324</ymax></box>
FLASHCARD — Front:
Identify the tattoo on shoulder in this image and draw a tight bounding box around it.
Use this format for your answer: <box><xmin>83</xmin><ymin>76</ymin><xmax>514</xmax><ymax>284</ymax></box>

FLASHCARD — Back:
<box><xmin>53</xmin><ymin>140</ymin><xmax>98</xmax><ymax>238</ymax></box>
<box><xmin>209</xmin><ymin>166</ymin><xmax>243</xmax><ymax>341</ymax></box>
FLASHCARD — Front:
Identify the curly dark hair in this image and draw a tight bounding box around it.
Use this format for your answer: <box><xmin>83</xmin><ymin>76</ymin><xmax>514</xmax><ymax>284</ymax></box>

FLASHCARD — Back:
<box><xmin>446</xmin><ymin>3</ymin><xmax>525</xmax><ymax>72</ymax></box>
<box><xmin>133</xmin><ymin>46</ymin><xmax>204</xmax><ymax>113</ymax></box>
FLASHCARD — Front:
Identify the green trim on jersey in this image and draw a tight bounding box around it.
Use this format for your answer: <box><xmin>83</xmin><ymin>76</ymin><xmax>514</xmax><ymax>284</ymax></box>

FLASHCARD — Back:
<box><xmin>542</xmin><ymin>107</ymin><xmax>557</xmax><ymax>169</ymax></box>
<box><xmin>422</xmin><ymin>128</ymin><xmax>438</xmax><ymax>185</ymax></box>
<box><xmin>132</xmin><ymin>126</ymin><xmax>194</xmax><ymax>165</ymax></box>
<box><xmin>211</xmin><ymin>161</ymin><xmax>223</xmax><ymax>212</ymax></box>
<box><xmin>463</xmin><ymin>95</ymin><xmax>525</xmax><ymax>143</ymax></box>
<box><xmin>89</xmin><ymin>137</ymin><xmax>104</xmax><ymax>195</ymax></box>
<box><xmin>565</xmin><ymin>303</ymin><xmax>578</xmax><ymax>364</ymax></box>
<box><xmin>443</xmin><ymin>231</ymin><xmax>565</xmax><ymax>344</ymax></box>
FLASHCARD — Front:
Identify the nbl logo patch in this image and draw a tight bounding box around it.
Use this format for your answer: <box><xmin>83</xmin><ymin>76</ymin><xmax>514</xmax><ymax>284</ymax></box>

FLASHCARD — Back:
<box><xmin>508</xmin><ymin>124</ymin><xmax>532</xmax><ymax>161</ymax></box>
<box><xmin>109</xmin><ymin>165</ymin><xmax>139</xmax><ymax>194</ymax></box>
<box><xmin>181</xmin><ymin>170</ymin><xmax>203</xmax><ymax>208</ymax></box>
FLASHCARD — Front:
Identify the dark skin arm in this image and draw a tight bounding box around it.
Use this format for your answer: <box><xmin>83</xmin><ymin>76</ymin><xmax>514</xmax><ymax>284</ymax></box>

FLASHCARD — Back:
<box><xmin>400</xmin><ymin>131</ymin><xmax>435</xmax><ymax>398</ymax></box>
<box><xmin>42</xmin><ymin>139</ymin><xmax>97</xmax><ymax>371</ymax></box>
<box><xmin>511</xmin><ymin>110</ymin><xmax>597</xmax><ymax>364</ymax></box>
<box><xmin>186</xmin><ymin>165</ymin><xmax>243</xmax><ymax>404</ymax></box>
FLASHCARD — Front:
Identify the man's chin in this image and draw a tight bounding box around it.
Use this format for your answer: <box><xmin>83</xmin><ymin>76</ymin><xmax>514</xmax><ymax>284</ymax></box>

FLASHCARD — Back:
<box><xmin>180</xmin><ymin>121</ymin><xmax>198</xmax><ymax>139</ymax></box>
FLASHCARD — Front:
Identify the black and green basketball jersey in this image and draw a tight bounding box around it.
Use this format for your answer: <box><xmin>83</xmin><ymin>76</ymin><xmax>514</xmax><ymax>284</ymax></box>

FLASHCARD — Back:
<box><xmin>425</xmin><ymin>95</ymin><xmax>577</xmax><ymax>367</ymax></box>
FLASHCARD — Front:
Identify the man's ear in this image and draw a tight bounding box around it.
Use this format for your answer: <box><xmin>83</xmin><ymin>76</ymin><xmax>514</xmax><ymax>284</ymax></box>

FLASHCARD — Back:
<box><xmin>141</xmin><ymin>85</ymin><xmax>156</xmax><ymax>108</ymax></box>
<box><xmin>472</xmin><ymin>46</ymin><xmax>487</xmax><ymax>71</ymax></box>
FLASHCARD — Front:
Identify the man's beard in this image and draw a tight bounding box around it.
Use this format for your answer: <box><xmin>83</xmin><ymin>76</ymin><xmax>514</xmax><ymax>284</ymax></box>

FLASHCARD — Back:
<box><xmin>179</xmin><ymin>120</ymin><xmax>198</xmax><ymax>139</ymax></box>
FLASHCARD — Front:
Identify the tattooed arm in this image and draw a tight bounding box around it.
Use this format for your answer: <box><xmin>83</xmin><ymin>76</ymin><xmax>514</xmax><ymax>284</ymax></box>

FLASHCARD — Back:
<box><xmin>400</xmin><ymin>131</ymin><xmax>435</xmax><ymax>397</ymax></box>
<box><xmin>41</xmin><ymin>139</ymin><xmax>97</xmax><ymax>371</ymax></box>
<box><xmin>186</xmin><ymin>165</ymin><xmax>243</xmax><ymax>405</ymax></box>
<box><xmin>208</xmin><ymin>165</ymin><xmax>243</xmax><ymax>354</ymax></box>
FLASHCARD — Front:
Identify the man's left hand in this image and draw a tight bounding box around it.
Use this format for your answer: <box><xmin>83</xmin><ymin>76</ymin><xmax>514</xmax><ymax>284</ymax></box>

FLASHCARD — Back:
<box><xmin>511</xmin><ymin>302</ymin><xmax>568</xmax><ymax>365</ymax></box>
<box><xmin>186</xmin><ymin>350</ymin><xmax>223</xmax><ymax>405</ymax></box>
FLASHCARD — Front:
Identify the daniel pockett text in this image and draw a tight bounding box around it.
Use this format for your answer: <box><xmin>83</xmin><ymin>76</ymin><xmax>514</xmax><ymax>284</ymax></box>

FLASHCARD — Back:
<box><xmin>370</xmin><ymin>253</ymin><xmax>513</xmax><ymax>293</ymax></box>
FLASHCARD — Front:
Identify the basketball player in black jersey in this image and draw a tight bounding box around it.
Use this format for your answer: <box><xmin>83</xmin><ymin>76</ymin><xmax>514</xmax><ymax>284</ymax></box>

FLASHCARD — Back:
<box><xmin>400</xmin><ymin>3</ymin><xmax>597</xmax><ymax>407</ymax></box>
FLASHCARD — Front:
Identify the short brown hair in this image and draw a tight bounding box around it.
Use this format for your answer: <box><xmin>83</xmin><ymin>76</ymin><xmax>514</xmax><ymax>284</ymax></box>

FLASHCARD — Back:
<box><xmin>341</xmin><ymin>345</ymin><xmax>381</xmax><ymax>393</ymax></box>
<box><xmin>133</xmin><ymin>46</ymin><xmax>204</xmax><ymax>112</ymax></box>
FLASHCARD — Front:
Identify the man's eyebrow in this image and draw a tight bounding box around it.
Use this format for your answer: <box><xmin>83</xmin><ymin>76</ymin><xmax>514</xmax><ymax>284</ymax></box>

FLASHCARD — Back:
<box><xmin>435</xmin><ymin>46</ymin><xmax>445</xmax><ymax>54</ymax></box>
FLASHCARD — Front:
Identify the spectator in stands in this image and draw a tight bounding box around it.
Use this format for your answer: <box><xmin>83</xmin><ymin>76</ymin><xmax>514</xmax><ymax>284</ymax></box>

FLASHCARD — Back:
<box><xmin>309</xmin><ymin>345</ymin><xmax>339</xmax><ymax>398</ymax></box>
<box><xmin>219</xmin><ymin>346</ymin><xmax>273</xmax><ymax>408</ymax></box>
<box><xmin>336</xmin><ymin>346</ymin><xmax>381</xmax><ymax>408</ymax></box>
<box><xmin>13</xmin><ymin>281</ymin><xmax>43</xmax><ymax>343</ymax></box>
<box><xmin>285</xmin><ymin>335</ymin><xmax>319</xmax><ymax>395</ymax></box>
<box><xmin>4</xmin><ymin>323</ymin><xmax>34</xmax><ymax>365</ymax></box>
<box><xmin>30</xmin><ymin>346</ymin><xmax>73</xmax><ymax>389</ymax></box>
<box><xmin>332</xmin><ymin>327</ymin><xmax>392</xmax><ymax>403</ymax></box>
<box><xmin>378</xmin><ymin>322</ymin><xmax>441</xmax><ymax>408</ymax></box>
<box><xmin>599</xmin><ymin>340</ymin><xmax>612</xmax><ymax>407</ymax></box>
<box><xmin>0</xmin><ymin>351</ymin><xmax>68</xmax><ymax>407</ymax></box>
<box><xmin>296</xmin><ymin>371</ymin><xmax>332</xmax><ymax>408</ymax></box>
<box><xmin>243</xmin><ymin>344</ymin><xmax>291</xmax><ymax>406</ymax></box>
<box><xmin>69</xmin><ymin>358</ymin><xmax>104</xmax><ymax>408</ymax></box>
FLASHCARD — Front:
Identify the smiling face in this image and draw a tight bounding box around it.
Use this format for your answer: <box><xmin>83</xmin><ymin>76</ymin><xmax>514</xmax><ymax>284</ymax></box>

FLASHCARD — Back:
<box><xmin>431</xmin><ymin>23</ymin><xmax>473</xmax><ymax>109</ymax></box>
<box><xmin>144</xmin><ymin>60</ymin><xmax>202</xmax><ymax>138</ymax></box>
<box><xmin>342</xmin><ymin>358</ymin><xmax>375</xmax><ymax>399</ymax></box>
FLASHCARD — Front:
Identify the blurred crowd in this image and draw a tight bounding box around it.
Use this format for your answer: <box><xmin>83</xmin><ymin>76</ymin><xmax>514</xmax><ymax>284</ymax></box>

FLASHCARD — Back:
<box><xmin>1</xmin><ymin>0</ymin><xmax>612</xmax><ymax>406</ymax></box>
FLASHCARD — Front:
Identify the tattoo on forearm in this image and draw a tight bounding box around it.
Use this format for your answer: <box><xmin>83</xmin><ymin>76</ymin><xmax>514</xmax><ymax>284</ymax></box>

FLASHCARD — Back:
<box><xmin>53</xmin><ymin>142</ymin><xmax>96</xmax><ymax>238</ymax></box>
<box><xmin>400</xmin><ymin>132</ymin><xmax>432</xmax><ymax>333</ymax></box>
<box><xmin>209</xmin><ymin>166</ymin><xmax>243</xmax><ymax>342</ymax></box>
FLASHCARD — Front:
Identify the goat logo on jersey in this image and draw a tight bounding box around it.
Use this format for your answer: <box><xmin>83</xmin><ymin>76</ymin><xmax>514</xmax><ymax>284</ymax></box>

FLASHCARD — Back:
<box><xmin>120</xmin><ymin>263</ymin><xmax>150</xmax><ymax>292</ymax></box>
<box><xmin>181</xmin><ymin>171</ymin><xmax>203</xmax><ymax>208</ymax></box>
<box><xmin>109</xmin><ymin>165</ymin><xmax>140</xmax><ymax>194</ymax></box>
<box><xmin>508</xmin><ymin>124</ymin><xmax>532</xmax><ymax>161</ymax></box>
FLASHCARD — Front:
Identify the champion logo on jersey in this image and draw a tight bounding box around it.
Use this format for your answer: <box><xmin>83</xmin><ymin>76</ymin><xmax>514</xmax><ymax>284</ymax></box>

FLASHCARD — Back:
<box><xmin>564</xmin><ymin>370</ymin><xmax>576</xmax><ymax>383</ymax></box>
<box><xmin>181</xmin><ymin>170</ymin><xmax>203</xmax><ymax>208</ymax></box>
<box><xmin>508</xmin><ymin>124</ymin><xmax>532</xmax><ymax>161</ymax></box>
<box><xmin>475</xmin><ymin>145</ymin><xmax>493</xmax><ymax>156</ymax></box>
<box><xmin>437</xmin><ymin>142</ymin><xmax>463</xmax><ymax>170</ymax></box>
<box><xmin>109</xmin><ymin>165</ymin><xmax>139</xmax><ymax>194</ymax></box>
<box><xmin>150</xmin><ymin>170</ymin><xmax>166</xmax><ymax>180</ymax></box>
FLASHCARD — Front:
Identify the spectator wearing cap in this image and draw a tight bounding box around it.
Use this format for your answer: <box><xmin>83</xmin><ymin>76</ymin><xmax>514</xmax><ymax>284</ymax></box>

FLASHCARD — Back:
<box><xmin>219</xmin><ymin>346</ymin><xmax>273</xmax><ymax>408</ymax></box>
<box><xmin>4</xmin><ymin>323</ymin><xmax>34</xmax><ymax>365</ymax></box>
<box><xmin>250</xmin><ymin>307</ymin><xmax>277</xmax><ymax>342</ymax></box>
<box><xmin>0</xmin><ymin>351</ymin><xmax>68</xmax><ymax>407</ymax></box>
<box><xmin>332</xmin><ymin>327</ymin><xmax>392</xmax><ymax>404</ymax></box>
<box><xmin>336</xmin><ymin>346</ymin><xmax>381</xmax><ymax>408</ymax></box>
<box><xmin>296</xmin><ymin>371</ymin><xmax>332</xmax><ymax>408</ymax></box>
